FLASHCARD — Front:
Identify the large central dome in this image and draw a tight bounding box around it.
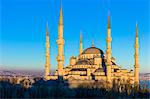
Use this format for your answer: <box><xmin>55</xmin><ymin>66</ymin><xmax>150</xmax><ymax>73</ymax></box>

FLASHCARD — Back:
<box><xmin>82</xmin><ymin>47</ymin><xmax>104</xmax><ymax>54</ymax></box>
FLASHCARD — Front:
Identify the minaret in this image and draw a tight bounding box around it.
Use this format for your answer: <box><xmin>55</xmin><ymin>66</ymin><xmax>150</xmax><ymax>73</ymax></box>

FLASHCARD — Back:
<box><xmin>106</xmin><ymin>15</ymin><xmax>112</xmax><ymax>83</ymax></box>
<box><xmin>57</xmin><ymin>4</ymin><xmax>64</xmax><ymax>76</ymax></box>
<box><xmin>79</xmin><ymin>31</ymin><xmax>83</xmax><ymax>54</ymax></box>
<box><xmin>134</xmin><ymin>23</ymin><xmax>139</xmax><ymax>84</ymax></box>
<box><xmin>45</xmin><ymin>22</ymin><xmax>50</xmax><ymax>80</ymax></box>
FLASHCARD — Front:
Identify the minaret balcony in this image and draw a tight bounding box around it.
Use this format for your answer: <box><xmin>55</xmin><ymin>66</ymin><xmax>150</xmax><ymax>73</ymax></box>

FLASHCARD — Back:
<box><xmin>134</xmin><ymin>54</ymin><xmax>139</xmax><ymax>58</ymax></box>
<box><xmin>134</xmin><ymin>44</ymin><xmax>139</xmax><ymax>48</ymax></box>
<box><xmin>106</xmin><ymin>49</ymin><xmax>112</xmax><ymax>54</ymax></box>
<box><xmin>57</xmin><ymin>39</ymin><xmax>64</xmax><ymax>45</ymax></box>
<box><xmin>57</xmin><ymin>55</ymin><xmax>64</xmax><ymax>61</ymax></box>
<box><xmin>106</xmin><ymin>38</ymin><xmax>112</xmax><ymax>42</ymax></box>
<box><xmin>134</xmin><ymin>63</ymin><xmax>139</xmax><ymax>67</ymax></box>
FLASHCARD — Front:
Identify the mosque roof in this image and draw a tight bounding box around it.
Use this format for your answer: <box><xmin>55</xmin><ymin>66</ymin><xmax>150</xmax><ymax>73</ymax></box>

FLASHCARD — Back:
<box><xmin>82</xmin><ymin>47</ymin><xmax>104</xmax><ymax>54</ymax></box>
<box><xmin>76</xmin><ymin>59</ymin><xmax>93</xmax><ymax>65</ymax></box>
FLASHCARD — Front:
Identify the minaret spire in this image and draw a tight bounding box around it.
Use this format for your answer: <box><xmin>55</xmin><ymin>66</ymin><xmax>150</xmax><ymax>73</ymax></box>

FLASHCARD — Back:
<box><xmin>57</xmin><ymin>3</ymin><xmax>64</xmax><ymax>77</ymax></box>
<box><xmin>59</xmin><ymin>1</ymin><xmax>63</xmax><ymax>26</ymax></box>
<box><xmin>46</xmin><ymin>22</ymin><xmax>49</xmax><ymax>36</ymax></box>
<box><xmin>134</xmin><ymin>22</ymin><xmax>139</xmax><ymax>84</ymax></box>
<box><xmin>136</xmin><ymin>22</ymin><xmax>138</xmax><ymax>37</ymax></box>
<box><xmin>45</xmin><ymin>22</ymin><xmax>50</xmax><ymax>80</ymax></box>
<box><xmin>92</xmin><ymin>39</ymin><xmax>94</xmax><ymax>47</ymax></box>
<box><xmin>107</xmin><ymin>15</ymin><xmax>111</xmax><ymax>29</ymax></box>
<box><xmin>106</xmin><ymin>14</ymin><xmax>112</xmax><ymax>83</ymax></box>
<box><xmin>79</xmin><ymin>31</ymin><xmax>83</xmax><ymax>54</ymax></box>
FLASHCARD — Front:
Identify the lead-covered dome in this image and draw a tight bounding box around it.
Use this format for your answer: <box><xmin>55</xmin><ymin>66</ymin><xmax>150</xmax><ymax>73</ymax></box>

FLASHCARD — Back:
<box><xmin>82</xmin><ymin>47</ymin><xmax>104</xmax><ymax>54</ymax></box>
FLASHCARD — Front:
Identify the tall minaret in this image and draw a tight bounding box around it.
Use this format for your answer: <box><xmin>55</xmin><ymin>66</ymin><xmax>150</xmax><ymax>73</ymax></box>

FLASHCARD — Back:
<box><xmin>57</xmin><ymin>4</ymin><xmax>64</xmax><ymax>76</ymax></box>
<box><xmin>45</xmin><ymin>22</ymin><xmax>50</xmax><ymax>80</ymax></box>
<box><xmin>106</xmin><ymin>15</ymin><xmax>112</xmax><ymax>83</ymax></box>
<box><xmin>79</xmin><ymin>31</ymin><xmax>83</xmax><ymax>54</ymax></box>
<box><xmin>134</xmin><ymin>23</ymin><xmax>139</xmax><ymax>84</ymax></box>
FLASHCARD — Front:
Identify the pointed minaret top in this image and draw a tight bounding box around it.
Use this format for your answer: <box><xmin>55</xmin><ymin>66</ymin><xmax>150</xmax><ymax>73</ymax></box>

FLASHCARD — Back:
<box><xmin>79</xmin><ymin>31</ymin><xmax>83</xmax><ymax>54</ymax></box>
<box><xmin>136</xmin><ymin>22</ymin><xmax>138</xmax><ymax>37</ymax></box>
<box><xmin>80</xmin><ymin>31</ymin><xmax>82</xmax><ymax>42</ymax></box>
<box><xmin>92</xmin><ymin>39</ymin><xmax>94</xmax><ymax>47</ymax></box>
<box><xmin>59</xmin><ymin>1</ymin><xmax>63</xmax><ymax>25</ymax></box>
<box><xmin>46</xmin><ymin>21</ymin><xmax>49</xmax><ymax>36</ymax></box>
<box><xmin>108</xmin><ymin>12</ymin><xmax>111</xmax><ymax>29</ymax></box>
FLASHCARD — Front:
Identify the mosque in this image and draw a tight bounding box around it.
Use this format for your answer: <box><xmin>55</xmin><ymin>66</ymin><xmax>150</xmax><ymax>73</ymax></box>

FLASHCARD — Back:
<box><xmin>44</xmin><ymin>4</ymin><xmax>140</xmax><ymax>85</ymax></box>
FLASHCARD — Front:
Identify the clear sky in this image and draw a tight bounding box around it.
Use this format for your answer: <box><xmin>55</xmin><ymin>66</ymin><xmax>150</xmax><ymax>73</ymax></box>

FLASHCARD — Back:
<box><xmin>0</xmin><ymin>0</ymin><xmax>150</xmax><ymax>73</ymax></box>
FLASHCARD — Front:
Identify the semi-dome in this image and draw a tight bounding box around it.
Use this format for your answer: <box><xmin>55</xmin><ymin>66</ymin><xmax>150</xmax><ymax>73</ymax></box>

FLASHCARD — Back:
<box><xmin>82</xmin><ymin>47</ymin><xmax>104</xmax><ymax>54</ymax></box>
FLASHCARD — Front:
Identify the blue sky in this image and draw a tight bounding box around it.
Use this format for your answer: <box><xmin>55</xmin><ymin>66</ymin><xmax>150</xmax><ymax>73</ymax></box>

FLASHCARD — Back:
<box><xmin>0</xmin><ymin>0</ymin><xmax>149</xmax><ymax>73</ymax></box>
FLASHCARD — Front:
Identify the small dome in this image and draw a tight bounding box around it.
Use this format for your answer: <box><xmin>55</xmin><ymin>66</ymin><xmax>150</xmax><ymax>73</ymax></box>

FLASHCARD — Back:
<box><xmin>76</xmin><ymin>59</ymin><xmax>93</xmax><ymax>65</ymax></box>
<box><xmin>82</xmin><ymin>47</ymin><xmax>103</xmax><ymax>54</ymax></box>
<box><xmin>111</xmin><ymin>57</ymin><xmax>115</xmax><ymax>60</ymax></box>
<box><xmin>70</xmin><ymin>56</ymin><xmax>76</xmax><ymax>59</ymax></box>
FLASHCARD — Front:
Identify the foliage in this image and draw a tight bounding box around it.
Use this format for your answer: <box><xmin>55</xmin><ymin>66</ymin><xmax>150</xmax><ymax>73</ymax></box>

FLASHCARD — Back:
<box><xmin>0</xmin><ymin>80</ymin><xmax>149</xmax><ymax>98</ymax></box>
